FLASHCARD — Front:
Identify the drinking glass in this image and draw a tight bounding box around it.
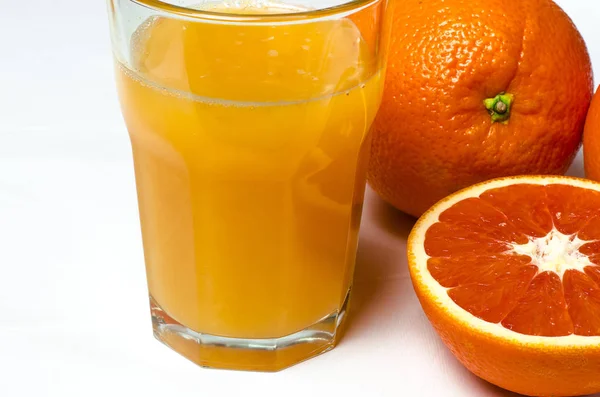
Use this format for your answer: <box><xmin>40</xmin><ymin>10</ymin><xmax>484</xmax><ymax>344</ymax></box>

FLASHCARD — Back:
<box><xmin>107</xmin><ymin>0</ymin><xmax>391</xmax><ymax>371</ymax></box>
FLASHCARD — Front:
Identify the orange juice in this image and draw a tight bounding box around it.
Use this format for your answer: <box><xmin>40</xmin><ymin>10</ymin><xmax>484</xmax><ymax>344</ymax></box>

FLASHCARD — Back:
<box><xmin>115</xmin><ymin>7</ymin><xmax>384</xmax><ymax>339</ymax></box>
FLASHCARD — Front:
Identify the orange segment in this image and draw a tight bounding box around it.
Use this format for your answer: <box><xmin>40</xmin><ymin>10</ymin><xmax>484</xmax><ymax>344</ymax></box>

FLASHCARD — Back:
<box><xmin>586</xmin><ymin>266</ymin><xmax>600</xmax><ymax>286</ymax></box>
<box><xmin>546</xmin><ymin>184</ymin><xmax>600</xmax><ymax>235</ymax></box>
<box><xmin>427</xmin><ymin>254</ymin><xmax>532</xmax><ymax>288</ymax></box>
<box><xmin>579</xmin><ymin>241</ymin><xmax>600</xmax><ymax>256</ymax></box>
<box><xmin>479</xmin><ymin>184</ymin><xmax>553</xmax><ymax>238</ymax></box>
<box><xmin>563</xmin><ymin>270</ymin><xmax>600</xmax><ymax>336</ymax></box>
<box><xmin>408</xmin><ymin>176</ymin><xmax>600</xmax><ymax>396</ymax></box>
<box><xmin>438</xmin><ymin>197</ymin><xmax>529</xmax><ymax>244</ymax></box>
<box><xmin>447</xmin><ymin>261</ymin><xmax>537</xmax><ymax>323</ymax></box>
<box><xmin>500</xmin><ymin>271</ymin><xmax>573</xmax><ymax>337</ymax></box>
<box><xmin>579</xmin><ymin>214</ymin><xmax>600</xmax><ymax>240</ymax></box>
<box><xmin>424</xmin><ymin>222</ymin><xmax>511</xmax><ymax>257</ymax></box>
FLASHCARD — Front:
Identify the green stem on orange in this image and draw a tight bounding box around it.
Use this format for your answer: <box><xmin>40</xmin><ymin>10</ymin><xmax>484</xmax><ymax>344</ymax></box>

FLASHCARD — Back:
<box><xmin>484</xmin><ymin>93</ymin><xmax>514</xmax><ymax>124</ymax></box>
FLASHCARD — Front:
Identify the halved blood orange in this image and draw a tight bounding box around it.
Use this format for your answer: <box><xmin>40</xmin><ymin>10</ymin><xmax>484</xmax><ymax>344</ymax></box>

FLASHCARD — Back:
<box><xmin>407</xmin><ymin>176</ymin><xmax>600</xmax><ymax>397</ymax></box>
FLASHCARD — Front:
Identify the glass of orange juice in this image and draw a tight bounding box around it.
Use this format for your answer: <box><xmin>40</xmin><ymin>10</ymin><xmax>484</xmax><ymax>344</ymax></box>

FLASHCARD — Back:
<box><xmin>107</xmin><ymin>0</ymin><xmax>391</xmax><ymax>371</ymax></box>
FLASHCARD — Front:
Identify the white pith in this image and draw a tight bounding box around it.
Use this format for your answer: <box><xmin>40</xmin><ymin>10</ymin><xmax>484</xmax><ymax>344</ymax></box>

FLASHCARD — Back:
<box><xmin>409</xmin><ymin>176</ymin><xmax>600</xmax><ymax>346</ymax></box>
<box><xmin>511</xmin><ymin>228</ymin><xmax>595</xmax><ymax>279</ymax></box>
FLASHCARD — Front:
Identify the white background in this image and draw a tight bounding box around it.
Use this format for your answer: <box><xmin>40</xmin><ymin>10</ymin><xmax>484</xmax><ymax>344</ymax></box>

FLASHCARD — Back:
<box><xmin>1</xmin><ymin>0</ymin><xmax>599</xmax><ymax>396</ymax></box>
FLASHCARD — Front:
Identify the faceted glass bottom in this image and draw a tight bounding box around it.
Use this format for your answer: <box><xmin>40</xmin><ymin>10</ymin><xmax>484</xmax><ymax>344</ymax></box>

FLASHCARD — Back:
<box><xmin>150</xmin><ymin>290</ymin><xmax>351</xmax><ymax>371</ymax></box>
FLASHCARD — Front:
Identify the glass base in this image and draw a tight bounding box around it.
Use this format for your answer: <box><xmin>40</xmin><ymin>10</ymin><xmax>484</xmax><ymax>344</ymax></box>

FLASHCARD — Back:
<box><xmin>150</xmin><ymin>291</ymin><xmax>351</xmax><ymax>372</ymax></box>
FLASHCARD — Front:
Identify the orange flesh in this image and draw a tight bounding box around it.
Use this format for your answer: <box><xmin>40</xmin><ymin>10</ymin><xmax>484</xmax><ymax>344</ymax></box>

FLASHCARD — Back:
<box><xmin>424</xmin><ymin>183</ymin><xmax>600</xmax><ymax>337</ymax></box>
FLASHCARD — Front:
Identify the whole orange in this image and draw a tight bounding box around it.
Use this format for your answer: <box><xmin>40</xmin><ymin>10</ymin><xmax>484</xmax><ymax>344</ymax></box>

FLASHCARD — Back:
<box><xmin>584</xmin><ymin>87</ymin><xmax>600</xmax><ymax>180</ymax></box>
<box><xmin>368</xmin><ymin>0</ymin><xmax>593</xmax><ymax>217</ymax></box>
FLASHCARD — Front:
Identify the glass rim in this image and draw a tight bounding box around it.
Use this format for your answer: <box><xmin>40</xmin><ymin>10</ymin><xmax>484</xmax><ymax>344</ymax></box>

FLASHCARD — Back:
<box><xmin>128</xmin><ymin>0</ymin><xmax>381</xmax><ymax>23</ymax></box>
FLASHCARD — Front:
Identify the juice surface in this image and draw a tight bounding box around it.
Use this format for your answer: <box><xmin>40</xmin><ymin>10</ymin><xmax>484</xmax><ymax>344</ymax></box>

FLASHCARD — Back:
<box><xmin>116</xmin><ymin>5</ymin><xmax>384</xmax><ymax>338</ymax></box>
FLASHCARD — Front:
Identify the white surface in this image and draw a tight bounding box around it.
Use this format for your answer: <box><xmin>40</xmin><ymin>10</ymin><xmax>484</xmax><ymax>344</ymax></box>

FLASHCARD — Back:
<box><xmin>0</xmin><ymin>1</ymin><xmax>599</xmax><ymax>396</ymax></box>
